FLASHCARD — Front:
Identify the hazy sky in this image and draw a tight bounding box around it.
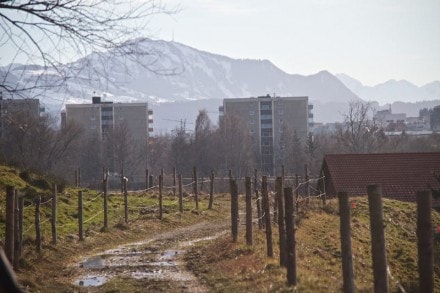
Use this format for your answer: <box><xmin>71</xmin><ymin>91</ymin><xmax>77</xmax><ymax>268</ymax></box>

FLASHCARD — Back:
<box><xmin>149</xmin><ymin>0</ymin><xmax>440</xmax><ymax>86</ymax></box>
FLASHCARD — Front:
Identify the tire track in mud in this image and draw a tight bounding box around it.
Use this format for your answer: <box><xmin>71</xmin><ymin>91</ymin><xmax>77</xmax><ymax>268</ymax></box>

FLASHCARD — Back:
<box><xmin>72</xmin><ymin>221</ymin><xmax>228</xmax><ymax>292</ymax></box>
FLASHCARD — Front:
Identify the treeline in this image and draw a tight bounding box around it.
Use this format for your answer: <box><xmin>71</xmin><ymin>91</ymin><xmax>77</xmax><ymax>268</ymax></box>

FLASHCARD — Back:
<box><xmin>1</xmin><ymin>102</ymin><xmax>439</xmax><ymax>186</ymax></box>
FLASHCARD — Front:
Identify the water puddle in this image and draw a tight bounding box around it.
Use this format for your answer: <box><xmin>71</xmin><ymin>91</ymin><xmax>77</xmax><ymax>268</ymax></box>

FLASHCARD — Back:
<box><xmin>73</xmin><ymin>229</ymin><xmax>227</xmax><ymax>288</ymax></box>
<box><xmin>74</xmin><ymin>275</ymin><xmax>107</xmax><ymax>287</ymax></box>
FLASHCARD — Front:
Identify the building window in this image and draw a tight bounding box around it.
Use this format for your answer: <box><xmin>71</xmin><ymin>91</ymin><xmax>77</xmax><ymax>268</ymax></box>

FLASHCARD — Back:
<box><xmin>278</xmin><ymin>109</ymin><xmax>283</xmax><ymax>115</ymax></box>
<box><xmin>90</xmin><ymin>125</ymin><xmax>96</xmax><ymax>129</ymax></box>
<box><xmin>249</xmin><ymin>119</ymin><xmax>255</xmax><ymax>124</ymax></box>
<box><xmin>90</xmin><ymin>116</ymin><xmax>96</xmax><ymax>120</ymax></box>
<box><xmin>249</xmin><ymin>110</ymin><xmax>255</xmax><ymax>115</ymax></box>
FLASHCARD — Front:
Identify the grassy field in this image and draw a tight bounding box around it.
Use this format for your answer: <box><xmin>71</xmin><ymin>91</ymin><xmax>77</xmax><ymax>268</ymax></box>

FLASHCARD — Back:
<box><xmin>1</xmin><ymin>165</ymin><xmax>440</xmax><ymax>292</ymax></box>
<box><xmin>185</xmin><ymin>197</ymin><xmax>440</xmax><ymax>292</ymax></box>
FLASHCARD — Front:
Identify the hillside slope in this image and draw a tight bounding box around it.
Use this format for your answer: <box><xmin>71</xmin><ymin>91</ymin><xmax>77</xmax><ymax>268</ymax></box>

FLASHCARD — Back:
<box><xmin>186</xmin><ymin>197</ymin><xmax>440</xmax><ymax>292</ymax></box>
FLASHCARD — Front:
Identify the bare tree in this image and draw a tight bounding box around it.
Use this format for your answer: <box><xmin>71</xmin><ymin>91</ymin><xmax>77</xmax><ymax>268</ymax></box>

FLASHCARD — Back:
<box><xmin>336</xmin><ymin>101</ymin><xmax>380</xmax><ymax>153</ymax></box>
<box><xmin>0</xmin><ymin>0</ymin><xmax>176</xmax><ymax>95</ymax></box>
<box><xmin>218</xmin><ymin>113</ymin><xmax>254</xmax><ymax>177</ymax></box>
<box><xmin>193</xmin><ymin>109</ymin><xmax>213</xmax><ymax>176</ymax></box>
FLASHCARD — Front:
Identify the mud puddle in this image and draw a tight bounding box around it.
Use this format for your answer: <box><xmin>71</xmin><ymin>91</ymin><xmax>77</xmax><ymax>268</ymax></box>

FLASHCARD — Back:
<box><xmin>73</xmin><ymin>223</ymin><xmax>227</xmax><ymax>290</ymax></box>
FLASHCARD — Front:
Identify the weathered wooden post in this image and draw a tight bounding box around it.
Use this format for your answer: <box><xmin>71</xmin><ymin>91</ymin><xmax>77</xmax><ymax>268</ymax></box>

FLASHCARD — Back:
<box><xmin>231</xmin><ymin>179</ymin><xmax>239</xmax><ymax>243</ymax></box>
<box><xmin>245</xmin><ymin>177</ymin><xmax>253</xmax><ymax>246</ymax></box>
<box><xmin>255</xmin><ymin>169</ymin><xmax>263</xmax><ymax>230</ymax></box>
<box><xmin>295</xmin><ymin>174</ymin><xmax>299</xmax><ymax>213</ymax></box>
<box><xmin>123</xmin><ymin>178</ymin><xmax>128</xmax><ymax>224</ymax></box>
<box><xmin>262</xmin><ymin>176</ymin><xmax>273</xmax><ymax>257</ymax></box>
<box><xmin>178</xmin><ymin>174</ymin><xmax>183</xmax><ymax>213</ymax></box>
<box><xmin>14</xmin><ymin>190</ymin><xmax>20</xmax><ymax>268</ymax></box>
<box><xmin>35</xmin><ymin>195</ymin><xmax>42</xmax><ymax>252</ymax></box>
<box><xmin>78</xmin><ymin>168</ymin><xmax>81</xmax><ymax>187</ymax></box>
<box><xmin>276</xmin><ymin>177</ymin><xmax>286</xmax><ymax>267</ymax></box>
<box><xmin>208</xmin><ymin>170</ymin><xmax>215</xmax><ymax>210</ymax></box>
<box><xmin>284</xmin><ymin>187</ymin><xmax>296</xmax><ymax>286</ymax></box>
<box><xmin>304</xmin><ymin>164</ymin><xmax>309</xmax><ymax>205</ymax></box>
<box><xmin>338</xmin><ymin>192</ymin><xmax>355</xmax><ymax>293</ymax></box>
<box><xmin>17</xmin><ymin>195</ymin><xmax>24</xmax><ymax>267</ymax></box>
<box><xmin>5</xmin><ymin>186</ymin><xmax>15</xmax><ymax>264</ymax></box>
<box><xmin>193</xmin><ymin>166</ymin><xmax>199</xmax><ymax>210</ymax></box>
<box><xmin>78</xmin><ymin>191</ymin><xmax>83</xmax><ymax>241</ymax></box>
<box><xmin>149</xmin><ymin>175</ymin><xmax>154</xmax><ymax>188</ymax></box>
<box><xmin>417</xmin><ymin>190</ymin><xmax>433</xmax><ymax>293</ymax></box>
<box><xmin>159</xmin><ymin>174</ymin><xmax>163</xmax><ymax>220</ymax></box>
<box><xmin>120</xmin><ymin>167</ymin><xmax>124</xmax><ymax>195</ymax></box>
<box><xmin>367</xmin><ymin>184</ymin><xmax>388</xmax><ymax>293</ymax></box>
<box><xmin>146</xmin><ymin>169</ymin><xmax>149</xmax><ymax>191</ymax></box>
<box><xmin>51</xmin><ymin>184</ymin><xmax>57</xmax><ymax>245</ymax></box>
<box><xmin>173</xmin><ymin>167</ymin><xmax>177</xmax><ymax>197</ymax></box>
<box><xmin>103</xmin><ymin>171</ymin><xmax>109</xmax><ymax>230</ymax></box>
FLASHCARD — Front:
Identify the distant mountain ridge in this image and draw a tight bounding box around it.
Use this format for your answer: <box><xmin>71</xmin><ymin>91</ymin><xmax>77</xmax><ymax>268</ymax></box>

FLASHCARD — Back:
<box><xmin>336</xmin><ymin>73</ymin><xmax>440</xmax><ymax>104</ymax></box>
<box><xmin>1</xmin><ymin>38</ymin><xmax>438</xmax><ymax>131</ymax></box>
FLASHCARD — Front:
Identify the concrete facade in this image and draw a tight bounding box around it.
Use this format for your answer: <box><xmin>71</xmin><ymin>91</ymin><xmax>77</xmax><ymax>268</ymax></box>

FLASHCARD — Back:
<box><xmin>65</xmin><ymin>97</ymin><xmax>152</xmax><ymax>143</ymax></box>
<box><xmin>64</xmin><ymin>96</ymin><xmax>152</xmax><ymax>184</ymax></box>
<box><xmin>220</xmin><ymin>95</ymin><xmax>311</xmax><ymax>175</ymax></box>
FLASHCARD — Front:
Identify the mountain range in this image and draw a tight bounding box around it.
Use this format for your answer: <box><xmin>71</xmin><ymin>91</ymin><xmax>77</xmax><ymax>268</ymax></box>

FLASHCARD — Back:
<box><xmin>1</xmin><ymin>38</ymin><xmax>439</xmax><ymax>132</ymax></box>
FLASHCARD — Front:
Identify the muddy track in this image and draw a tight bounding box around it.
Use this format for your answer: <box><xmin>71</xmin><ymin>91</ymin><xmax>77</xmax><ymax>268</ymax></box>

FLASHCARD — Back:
<box><xmin>72</xmin><ymin>221</ymin><xmax>228</xmax><ymax>292</ymax></box>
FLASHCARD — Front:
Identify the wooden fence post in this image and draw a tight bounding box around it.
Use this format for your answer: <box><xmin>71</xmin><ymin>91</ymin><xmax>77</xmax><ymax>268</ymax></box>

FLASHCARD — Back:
<box><xmin>173</xmin><ymin>167</ymin><xmax>176</xmax><ymax>197</ymax></box>
<box><xmin>74</xmin><ymin>170</ymin><xmax>78</xmax><ymax>187</ymax></box>
<box><xmin>295</xmin><ymin>174</ymin><xmax>299</xmax><ymax>213</ymax></box>
<box><xmin>338</xmin><ymin>192</ymin><xmax>355</xmax><ymax>293</ymax></box>
<box><xmin>123</xmin><ymin>178</ymin><xmax>128</xmax><ymax>224</ymax></box>
<box><xmin>51</xmin><ymin>185</ymin><xmax>57</xmax><ymax>245</ymax></box>
<box><xmin>14</xmin><ymin>190</ymin><xmax>20</xmax><ymax>269</ymax></box>
<box><xmin>78</xmin><ymin>191</ymin><xmax>83</xmax><ymax>241</ymax></box>
<box><xmin>17</xmin><ymin>196</ymin><xmax>24</xmax><ymax>267</ymax></box>
<box><xmin>262</xmin><ymin>176</ymin><xmax>273</xmax><ymax>257</ymax></box>
<box><xmin>255</xmin><ymin>169</ymin><xmax>263</xmax><ymax>230</ymax></box>
<box><xmin>245</xmin><ymin>177</ymin><xmax>253</xmax><ymax>246</ymax></box>
<box><xmin>146</xmin><ymin>169</ymin><xmax>149</xmax><ymax>191</ymax></box>
<box><xmin>159</xmin><ymin>174</ymin><xmax>163</xmax><ymax>220</ymax></box>
<box><xmin>367</xmin><ymin>184</ymin><xmax>388</xmax><ymax>292</ymax></box>
<box><xmin>304</xmin><ymin>164</ymin><xmax>309</xmax><ymax>205</ymax></box>
<box><xmin>5</xmin><ymin>186</ymin><xmax>15</xmax><ymax>264</ymax></box>
<box><xmin>149</xmin><ymin>175</ymin><xmax>154</xmax><ymax>188</ymax></box>
<box><xmin>120</xmin><ymin>168</ymin><xmax>124</xmax><ymax>195</ymax></box>
<box><xmin>78</xmin><ymin>168</ymin><xmax>81</xmax><ymax>187</ymax></box>
<box><xmin>103</xmin><ymin>171</ymin><xmax>109</xmax><ymax>230</ymax></box>
<box><xmin>193</xmin><ymin>166</ymin><xmax>199</xmax><ymax>210</ymax></box>
<box><xmin>231</xmin><ymin>180</ymin><xmax>239</xmax><ymax>243</ymax></box>
<box><xmin>35</xmin><ymin>195</ymin><xmax>42</xmax><ymax>252</ymax></box>
<box><xmin>178</xmin><ymin>174</ymin><xmax>183</xmax><ymax>213</ymax></box>
<box><xmin>276</xmin><ymin>177</ymin><xmax>286</xmax><ymax>267</ymax></box>
<box><xmin>417</xmin><ymin>190</ymin><xmax>433</xmax><ymax>293</ymax></box>
<box><xmin>284</xmin><ymin>187</ymin><xmax>296</xmax><ymax>286</ymax></box>
<box><xmin>208</xmin><ymin>170</ymin><xmax>215</xmax><ymax>210</ymax></box>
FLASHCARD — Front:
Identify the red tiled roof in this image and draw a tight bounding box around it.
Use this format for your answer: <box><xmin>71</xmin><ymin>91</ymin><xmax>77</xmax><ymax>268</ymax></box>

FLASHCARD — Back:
<box><xmin>320</xmin><ymin>152</ymin><xmax>440</xmax><ymax>206</ymax></box>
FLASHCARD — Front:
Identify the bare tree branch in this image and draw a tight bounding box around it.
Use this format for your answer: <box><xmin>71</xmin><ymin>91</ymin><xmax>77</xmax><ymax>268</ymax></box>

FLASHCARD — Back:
<box><xmin>0</xmin><ymin>0</ymin><xmax>178</xmax><ymax>96</ymax></box>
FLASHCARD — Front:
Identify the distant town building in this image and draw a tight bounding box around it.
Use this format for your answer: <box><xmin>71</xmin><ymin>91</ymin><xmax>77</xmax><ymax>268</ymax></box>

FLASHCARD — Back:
<box><xmin>64</xmin><ymin>96</ymin><xmax>153</xmax><ymax>140</ymax></box>
<box><xmin>220</xmin><ymin>95</ymin><xmax>312</xmax><ymax>175</ymax></box>
<box><xmin>430</xmin><ymin>105</ymin><xmax>440</xmax><ymax>132</ymax></box>
<box><xmin>0</xmin><ymin>97</ymin><xmax>40</xmax><ymax>138</ymax></box>
<box><xmin>64</xmin><ymin>96</ymin><xmax>153</xmax><ymax>184</ymax></box>
<box><xmin>374</xmin><ymin>108</ymin><xmax>406</xmax><ymax>131</ymax></box>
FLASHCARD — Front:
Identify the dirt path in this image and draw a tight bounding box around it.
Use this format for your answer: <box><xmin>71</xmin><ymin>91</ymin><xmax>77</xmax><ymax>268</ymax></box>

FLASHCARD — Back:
<box><xmin>71</xmin><ymin>221</ymin><xmax>228</xmax><ymax>292</ymax></box>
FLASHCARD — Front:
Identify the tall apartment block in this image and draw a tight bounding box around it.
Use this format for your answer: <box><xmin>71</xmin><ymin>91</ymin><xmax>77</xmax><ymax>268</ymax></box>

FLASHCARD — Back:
<box><xmin>64</xmin><ymin>96</ymin><xmax>153</xmax><ymax>182</ymax></box>
<box><xmin>220</xmin><ymin>95</ymin><xmax>312</xmax><ymax>175</ymax></box>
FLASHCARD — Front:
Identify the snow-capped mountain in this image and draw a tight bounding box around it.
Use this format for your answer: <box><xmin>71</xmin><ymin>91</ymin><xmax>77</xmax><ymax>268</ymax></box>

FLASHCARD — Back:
<box><xmin>1</xmin><ymin>38</ymin><xmax>359</xmax><ymax>125</ymax></box>
<box><xmin>336</xmin><ymin>73</ymin><xmax>440</xmax><ymax>104</ymax></box>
